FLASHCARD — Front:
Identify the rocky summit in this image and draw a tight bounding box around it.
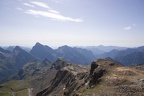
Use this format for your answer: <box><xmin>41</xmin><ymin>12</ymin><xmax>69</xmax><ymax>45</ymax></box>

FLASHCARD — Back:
<box><xmin>35</xmin><ymin>59</ymin><xmax>144</xmax><ymax>96</ymax></box>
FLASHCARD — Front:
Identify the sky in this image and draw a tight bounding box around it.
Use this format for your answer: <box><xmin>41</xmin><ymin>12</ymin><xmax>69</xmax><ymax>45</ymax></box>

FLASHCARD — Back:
<box><xmin>0</xmin><ymin>0</ymin><xmax>144</xmax><ymax>48</ymax></box>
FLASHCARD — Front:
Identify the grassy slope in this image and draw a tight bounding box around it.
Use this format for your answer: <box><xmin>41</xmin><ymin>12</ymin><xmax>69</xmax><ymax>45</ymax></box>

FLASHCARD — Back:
<box><xmin>0</xmin><ymin>80</ymin><xmax>31</xmax><ymax>96</ymax></box>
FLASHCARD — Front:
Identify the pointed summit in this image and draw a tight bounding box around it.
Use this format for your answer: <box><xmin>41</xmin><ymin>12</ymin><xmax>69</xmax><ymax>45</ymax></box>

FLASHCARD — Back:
<box><xmin>30</xmin><ymin>43</ymin><xmax>56</xmax><ymax>62</ymax></box>
<box><xmin>51</xmin><ymin>58</ymin><xmax>71</xmax><ymax>70</ymax></box>
<box><xmin>13</xmin><ymin>46</ymin><xmax>21</xmax><ymax>51</ymax></box>
<box><xmin>35</xmin><ymin>42</ymin><xmax>43</xmax><ymax>47</ymax></box>
<box><xmin>12</xmin><ymin>46</ymin><xmax>25</xmax><ymax>55</ymax></box>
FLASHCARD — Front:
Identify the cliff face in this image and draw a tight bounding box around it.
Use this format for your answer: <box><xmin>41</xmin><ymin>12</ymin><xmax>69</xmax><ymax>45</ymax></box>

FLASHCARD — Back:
<box><xmin>75</xmin><ymin>59</ymin><xmax>144</xmax><ymax>96</ymax></box>
<box><xmin>36</xmin><ymin>59</ymin><xmax>120</xmax><ymax>96</ymax></box>
<box><xmin>36</xmin><ymin>61</ymin><xmax>89</xmax><ymax>96</ymax></box>
<box><xmin>36</xmin><ymin>59</ymin><xmax>144</xmax><ymax>96</ymax></box>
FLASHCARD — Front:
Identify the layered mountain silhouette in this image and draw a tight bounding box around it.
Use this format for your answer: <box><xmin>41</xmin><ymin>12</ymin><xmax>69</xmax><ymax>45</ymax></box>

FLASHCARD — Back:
<box><xmin>0</xmin><ymin>43</ymin><xmax>144</xmax><ymax>96</ymax></box>
<box><xmin>55</xmin><ymin>45</ymin><xmax>95</xmax><ymax>64</ymax></box>
<box><xmin>83</xmin><ymin>45</ymin><xmax>127</xmax><ymax>55</ymax></box>
<box><xmin>0</xmin><ymin>46</ymin><xmax>37</xmax><ymax>81</ymax></box>
<box><xmin>0</xmin><ymin>43</ymin><xmax>96</xmax><ymax>82</ymax></box>
<box><xmin>96</xmin><ymin>46</ymin><xmax>144</xmax><ymax>65</ymax></box>
<box><xmin>30</xmin><ymin>42</ymin><xmax>95</xmax><ymax>64</ymax></box>
<box><xmin>1</xmin><ymin>43</ymin><xmax>144</xmax><ymax>83</ymax></box>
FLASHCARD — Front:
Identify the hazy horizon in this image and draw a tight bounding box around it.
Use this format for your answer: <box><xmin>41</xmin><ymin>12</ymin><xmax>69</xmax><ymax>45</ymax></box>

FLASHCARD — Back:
<box><xmin>0</xmin><ymin>0</ymin><xmax>144</xmax><ymax>47</ymax></box>
<box><xmin>0</xmin><ymin>42</ymin><xmax>141</xmax><ymax>49</ymax></box>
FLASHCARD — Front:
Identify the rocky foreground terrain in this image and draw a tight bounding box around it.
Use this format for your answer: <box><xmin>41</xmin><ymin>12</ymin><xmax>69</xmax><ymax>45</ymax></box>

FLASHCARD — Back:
<box><xmin>0</xmin><ymin>58</ymin><xmax>144</xmax><ymax>96</ymax></box>
<box><xmin>34</xmin><ymin>58</ymin><xmax>144</xmax><ymax>96</ymax></box>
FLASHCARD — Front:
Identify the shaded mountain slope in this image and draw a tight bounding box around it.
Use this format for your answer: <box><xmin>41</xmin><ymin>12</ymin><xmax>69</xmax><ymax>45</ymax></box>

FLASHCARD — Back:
<box><xmin>115</xmin><ymin>51</ymin><xmax>144</xmax><ymax>66</ymax></box>
<box><xmin>12</xmin><ymin>46</ymin><xmax>37</xmax><ymax>68</ymax></box>
<box><xmin>97</xmin><ymin>46</ymin><xmax>144</xmax><ymax>65</ymax></box>
<box><xmin>56</xmin><ymin>45</ymin><xmax>95</xmax><ymax>64</ymax></box>
<box><xmin>30</xmin><ymin>43</ymin><xmax>95</xmax><ymax>64</ymax></box>
<box><xmin>14</xmin><ymin>59</ymin><xmax>52</xmax><ymax>80</ymax></box>
<box><xmin>30</xmin><ymin>42</ymin><xmax>57</xmax><ymax>62</ymax></box>
<box><xmin>0</xmin><ymin>46</ymin><xmax>37</xmax><ymax>81</ymax></box>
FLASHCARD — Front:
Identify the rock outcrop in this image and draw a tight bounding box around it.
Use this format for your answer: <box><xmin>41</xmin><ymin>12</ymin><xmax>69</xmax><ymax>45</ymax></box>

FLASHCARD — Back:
<box><xmin>36</xmin><ymin>59</ymin><xmax>89</xmax><ymax>96</ymax></box>
<box><xmin>36</xmin><ymin>59</ymin><xmax>122</xmax><ymax>96</ymax></box>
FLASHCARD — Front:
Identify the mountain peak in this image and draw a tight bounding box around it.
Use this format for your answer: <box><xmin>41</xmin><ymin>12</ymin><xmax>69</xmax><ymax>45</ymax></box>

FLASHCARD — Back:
<box><xmin>13</xmin><ymin>46</ymin><xmax>22</xmax><ymax>52</ymax></box>
<box><xmin>30</xmin><ymin>43</ymin><xmax>56</xmax><ymax>61</ymax></box>
<box><xmin>51</xmin><ymin>58</ymin><xmax>71</xmax><ymax>70</ymax></box>
<box><xmin>58</xmin><ymin>45</ymin><xmax>72</xmax><ymax>49</ymax></box>
<box><xmin>35</xmin><ymin>42</ymin><xmax>43</xmax><ymax>47</ymax></box>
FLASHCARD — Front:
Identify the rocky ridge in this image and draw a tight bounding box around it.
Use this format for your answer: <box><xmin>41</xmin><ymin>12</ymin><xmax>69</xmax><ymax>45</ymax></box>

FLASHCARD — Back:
<box><xmin>0</xmin><ymin>58</ymin><xmax>144</xmax><ymax>96</ymax></box>
<box><xmin>36</xmin><ymin>59</ymin><xmax>144</xmax><ymax>96</ymax></box>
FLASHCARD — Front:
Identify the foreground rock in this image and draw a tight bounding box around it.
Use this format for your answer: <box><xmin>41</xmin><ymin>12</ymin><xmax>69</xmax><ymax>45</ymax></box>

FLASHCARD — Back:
<box><xmin>36</xmin><ymin>59</ymin><xmax>144</xmax><ymax>96</ymax></box>
<box><xmin>1</xmin><ymin>58</ymin><xmax>143</xmax><ymax>96</ymax></box>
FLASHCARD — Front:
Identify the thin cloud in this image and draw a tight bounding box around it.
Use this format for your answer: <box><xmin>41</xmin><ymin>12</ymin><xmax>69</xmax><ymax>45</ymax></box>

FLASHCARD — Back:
<box><xmin>48</xmin><ymin>10</ymin><xmax>59</xmax><ymax>14</ymax></box>
<box><xmin>30</xmin><ymin>1</ymin><xmax>50</xmax><ymax>9</ymax></box>
<box><xmin>23</xmin><ymin>3</ymin><xmax>35</xmax><ymax>7</ymax></box>
<box><xmin>25</xmin><ymin>9</ymin><xmax>83</xmax><ymax>22</ymax></box>
<box><xmin>123</xmin><ymin>24</ymin><xmax>136</xmax><ymax>31</ymax></box>
<box><xmin>124</xmin><ymin>26</ymin><xmax>132</xmax><ymax>30</ymax></box>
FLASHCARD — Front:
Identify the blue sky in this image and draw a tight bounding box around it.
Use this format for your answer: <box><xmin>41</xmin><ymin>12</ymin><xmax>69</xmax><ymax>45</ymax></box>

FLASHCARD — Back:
<box><xmin>0</xmin><ymin>0</ymin><xmax>144</xmax><ymax>47</ymax></box>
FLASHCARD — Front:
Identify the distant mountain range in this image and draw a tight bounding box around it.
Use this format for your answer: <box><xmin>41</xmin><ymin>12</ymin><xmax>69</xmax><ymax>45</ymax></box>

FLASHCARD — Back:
<box><xmin>0</xmin><ymin>43</ymin><xmax>144</xmax><ymax>96</ymax></box>
<box><xmin>30</xmin><ymin>42</ymin><xmax>95</xmax><ymax>64</ymax></box>
<box><xmin>1</xmin><ymin>43</ymin><xmax>144</xmax><ymax>82</ymax></box>
<box><xmin>96</xmin><ymin>46</ymin><xmax>144</xmax><ymax>65</ymax></box>
<box><xmin>0</xmin><ymin>42</ymin><xmax>95</xmax><ymax>82</ymax></box>
<box><xmin>81</xmin><ymin>45</ymin><xmax>127</xmax><ymax>55</ymax></box>
<box><xmin>3</xmin><ymin>46</ymin><xmax>31</xmax><ymax>52</ymax></box>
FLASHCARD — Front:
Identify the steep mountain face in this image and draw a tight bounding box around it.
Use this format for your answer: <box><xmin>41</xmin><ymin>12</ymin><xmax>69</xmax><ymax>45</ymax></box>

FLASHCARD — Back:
<box><xmin>115</xmin><ymin>51</ymin><xmax>144</xmax><ymax>66</ymax></box>
<box><xmin>97</xmin><ymin>46</ymin><xmax>144</xmax><ymax>65</ymax></box>
<box><xmin>12</xmin><ymin>46</ymin><xmax>37</xmax><ymax>68</ymax></box>
<box><xmin>0</xmin><ymin>47</ymin><xmax>14</xmax><ymax>81</ymax></box>
<box><xmin>31</xmin><ymin>58</ymin><xmax>73</xmax><ymax>96</ymax></box>
<box><xmin>0</xmin><ymin>46</ymin><xmax>38</xmax><ymax>81</ymax></box>
<box><xmin>30</xmin><ymin>42</ymin><xmax>57</xmax><ymax>62</ymax></box>
<box><xmin>30</xmin><ymin>43</ymin><xmax>95</xmax><ymax>64</ymax></box>
<box><xmin>56</xmin><ymin>45</ymin><xmax>95</xmax><ymax>64</ymax></box>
